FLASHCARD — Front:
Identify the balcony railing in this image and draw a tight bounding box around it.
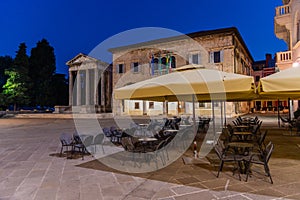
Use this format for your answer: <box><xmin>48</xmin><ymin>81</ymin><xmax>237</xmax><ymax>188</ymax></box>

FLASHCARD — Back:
<box><xmin>276</xmin><ymin>5</ymin><xmax>290</xmax><ymax>16</ymax></box>
<box><xmin>276</xmin><ymin>51</ymin><xmax>292</xmax><ymax>63</ymax></box>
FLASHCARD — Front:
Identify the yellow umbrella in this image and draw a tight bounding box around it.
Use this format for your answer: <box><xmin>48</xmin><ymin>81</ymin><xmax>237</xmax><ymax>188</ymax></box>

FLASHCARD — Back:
<box><xmin>258</xmin><ymin>67</ymin><xmax>300</xmax><ymax>99</ymax></box>
<box><xmin>114</xmin><ymin>65</ymin><xmax>257</xmax><ymax>102</ymax></box>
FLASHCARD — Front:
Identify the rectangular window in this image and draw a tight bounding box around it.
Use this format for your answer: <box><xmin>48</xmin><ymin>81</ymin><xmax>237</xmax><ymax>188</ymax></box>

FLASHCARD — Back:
<box><xmin>192</xmin><ymin>54</ymin><xmax>199</xmax><ymax>64</ymax></box>
<box><xmin>214</xmin><ymin>51</ymin><xmax>221</xmax><ymax>63</ymax></box>
<box><xmin>132</xmin><ymin>62</ymin><xmax>139</xmax><ymax>73</ymax></box>
<box><xmin>210</xmin><ymin>50</ymin><xmax>223</xmax><ymax>63</ymax></box>
<box><xmin>134</xmin><ymin>102</ymin><xmax>140</xmax><ymax>109</ymax></box>
<box><xmin>117</xmin><ymin>64</ymin><xmax>124</xmax><ymax>74</ymax></box>
<box><xmin>149</xmin><ymin>102</ymin><xmax>154</xmax><ymax>109</ymax></box>
<box><xmin>189</xmin><ymin>53</ymin><xmax>200</xmax><ymax>64</ymax></box>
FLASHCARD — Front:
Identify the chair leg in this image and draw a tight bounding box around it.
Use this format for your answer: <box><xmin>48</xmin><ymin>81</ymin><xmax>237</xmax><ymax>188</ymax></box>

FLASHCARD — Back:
<box><xmin>217</xmin><ymin>161</ymin><xmax>224</xmax><ymax>177</ymax></box>
<box><xmin>60</xmin><ymin>146</ymin><xmax>63</xmax><ymax>156</ymax></box>
<box><xmin>264</xmin><ymin>164</ymin><xmax>273</xmax><ymax>184</ymax></box>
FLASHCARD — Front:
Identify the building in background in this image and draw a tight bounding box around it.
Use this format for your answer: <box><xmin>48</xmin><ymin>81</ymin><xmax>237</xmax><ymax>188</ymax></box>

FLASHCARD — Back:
<box><xmin>274</xmin><ymin>0</ymin><xmax>300</xmax><ymax>110</ymax></box>
<box><xmin>252</xmin><ymin>53</ymin><xmax>287</xmax><ymax>112</ymax></box>
<box><xmin>109</xmin><ymin>27</ymin><xmax>254</xmax><ymax>117</ymax></box>
<box><xmin>66</xmin><ymin>53</ymin><xmax>112</xmax><ymax>113</ymax></box>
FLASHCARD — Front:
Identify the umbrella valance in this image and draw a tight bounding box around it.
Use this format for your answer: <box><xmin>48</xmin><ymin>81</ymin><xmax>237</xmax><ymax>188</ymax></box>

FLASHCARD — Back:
<box><xmin>114</xmin><ymin>65</ymin><xmax>257</xmax><ymax>102</ymax></box>
<box><xmin>258</xmin><ymin>67</ymin><xmax>300</xmax><ymax>99</ymax></box>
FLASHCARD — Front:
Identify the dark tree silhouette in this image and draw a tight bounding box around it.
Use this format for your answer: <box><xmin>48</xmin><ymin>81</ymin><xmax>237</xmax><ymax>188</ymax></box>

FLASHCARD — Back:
<box><xmin>29</xmin><ymin>39</ymin><xmax>56</xmax><ymax>106</ymax></box>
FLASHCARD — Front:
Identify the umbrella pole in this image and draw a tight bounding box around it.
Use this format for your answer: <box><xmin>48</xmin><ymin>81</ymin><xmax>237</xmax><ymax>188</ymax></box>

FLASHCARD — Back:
<box><xmin>224</xmin><ymin>101</ymin><xmax>227</xmax><ymax>126</ymax></box>
<box><xmin>220</xmin><ymin>101</ymin><xmax>223</xmax><ymax>128</ymax></box>
<box><xmin>212</xmin><ymin>101</ymin><xmax>216</xmax><ymax>143</ymax></box>
<box><xmin>277</xmin><ymin>99</ymin><xmax>280</xmax><ymax>128</ymax></box>
<box><xmin>288</xmin><ymin>98</ymin><xmax>291</xmax><ymax>121</ymax></box>
<box><xmin>192</xmin><ymin>95</ymin><xmax>196</xmax><ymax>137</ymax></box>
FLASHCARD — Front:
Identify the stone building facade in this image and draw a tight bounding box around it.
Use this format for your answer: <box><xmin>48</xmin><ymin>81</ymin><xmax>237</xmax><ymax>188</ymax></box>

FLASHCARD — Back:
<box><xmin>109</xmin><ymin>27</ymin><xmax>254</xmax><ymax>117</ymax></box>
<box><xmin>274</xmin><ymin>0</ymin><xmax>300</xmax><ymax>110</ymax></box>
<box><xmin>275</xmin><ymin>0</ymin><xmax>300</xmax><ymax>70</ymax></box>
<box><xmin>66</xmin><ymin>53</ymin><xmax>112</xmax><ymax>113</ymax></box>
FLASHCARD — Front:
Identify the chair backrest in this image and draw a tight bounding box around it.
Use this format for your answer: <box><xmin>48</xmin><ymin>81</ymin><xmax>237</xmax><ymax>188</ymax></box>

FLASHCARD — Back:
<box><xmin>94</xmin><ymin>134</ymin><xmax>104</xmax><ymax>144</ymax></box>
<box><xmin>110</xmin><ymin>126</ymin><xmax>117</xmax><ymax>133</ymax></box>
<box><xmin>83</xmin><ymin>135</ymin><xmax>94</xmax><ymax>147</ymax></box>
<box><xmin>60</xmin><ymin>133</ymin><xmax>73</xmax><ymax>145</ymax></box>
<box><xmin>258</xmin><ymin>130</ymin><xmax>268</xmax><ymax>146</ymax></box>
<box><xmin>214</xmin><ymin>143</ymin><xmax>224</xmax><ymax>159</ymax></box>
<box><xmin>232</xmin><ymin>120</ymin><xmax>238</xmax><ymax>126</ymax></box>
<box><xmin>280</xmin><ymin>116</ymin><xmax>289</xmax><ymax>123</ymax></box>
<box><xmin>103</xmin><ymin>127</ymin><xmax>112</xmax><ymax>137</ymax></box>
<box><xmin>156</xmin><ymin>140</ymin><xmax>167</xmax><ymax>151</ymax></box>
<box><xmin>264</xmin><ymin>141</ymin><xmax>274</xmax><ymax>163</ymax></box>
<box><xmin>121</xmin><ymin>137</ymin><xmax>134</xmax><ymax>151</ymax></box>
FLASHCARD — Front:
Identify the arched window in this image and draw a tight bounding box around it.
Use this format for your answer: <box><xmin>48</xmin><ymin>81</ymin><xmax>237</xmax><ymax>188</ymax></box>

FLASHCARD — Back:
<box><xmin>171</xmin><ymin>56</ymin><xmax>176</xmax><ymax>68</ymax></box>
<box><xmin>154</xmin><ymin>58</ymin><xmax>158</xmax><ymax>71</ymax></box>
<box><xmin>161</xmin><ymin>57</ymin><xmax>167</xmax><ymax>70</ymax></box>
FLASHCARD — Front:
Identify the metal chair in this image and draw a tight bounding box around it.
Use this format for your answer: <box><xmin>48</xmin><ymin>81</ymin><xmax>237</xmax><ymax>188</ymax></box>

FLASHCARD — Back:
<box><xmin>245</xmin><ymin>141</ymin><xmax>274</xmax><ymax>183</ymax></box>
<box><xmin>214</xmin><ymin>140</ymin><xmax>245</xmax><ymax>180</ymax></box>
<box><xmin>73</xmin><ymin>135</ymin><xmax>93</xmax><ymax>160</ymax></box>
<box><xmin>59</xmin><ymin>133</ymin><xmax>74</xmax><ymax>157</ymax></box>
<box><xmin>92</xmin><ymin>134</ymin><xmax>105</xmax><ymax>153</ymax></box>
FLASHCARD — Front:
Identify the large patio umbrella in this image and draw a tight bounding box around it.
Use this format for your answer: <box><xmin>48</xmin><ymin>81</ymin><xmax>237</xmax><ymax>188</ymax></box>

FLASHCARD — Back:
<box><xmin>114</xmin><ymin>65</ymin><xmax>257</xmax><ymax>102</ymax></box>
<box><xmin>114</xmin><ymin>65</ymin><xmax>257</xmax><ymax>159</ymax></box>
<box><xmin>258</xmin><ymin>66</ymin><xmax>300</xmax><ymax>124</ymax></box>
<box><xmin>258</xmin><ymin>67</ymin><xmax>300</xmax><ymax>99</ymax></box>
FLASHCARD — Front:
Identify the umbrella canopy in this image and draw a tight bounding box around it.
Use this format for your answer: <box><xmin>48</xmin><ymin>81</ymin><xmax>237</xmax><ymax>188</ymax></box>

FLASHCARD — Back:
<box><xmin>258</xmin><ymin>67</ymin><xmax>300</xmax><ymax>99</ymax></box>
<box><xmin>114</xmin><ymin>65</ymin><xmax>257</xmax><ymax>102</ymax></box>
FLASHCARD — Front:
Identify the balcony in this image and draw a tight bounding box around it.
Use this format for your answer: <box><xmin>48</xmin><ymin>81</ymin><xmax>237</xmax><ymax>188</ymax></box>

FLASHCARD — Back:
<box><xmin>276</xmin><ymin>5</ymin><xmax>290</xmax><ymax>16</ymax></box>
<box><xmin>276</xmin><ymin>51</ymin><xmax>293</xmax><ymax>70</ymax></box>
<box><xmin>275</xmin><ymin>5</ymin><xmax>291</xmax><ymax>27</ymax></box>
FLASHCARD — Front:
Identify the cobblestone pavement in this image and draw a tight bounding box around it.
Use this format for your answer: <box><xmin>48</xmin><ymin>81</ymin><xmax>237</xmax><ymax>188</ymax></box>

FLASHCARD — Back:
<box><xmin>0</xmin><ymin>114</ymin><xmax>300</xmax><ymax>200</ymax></box>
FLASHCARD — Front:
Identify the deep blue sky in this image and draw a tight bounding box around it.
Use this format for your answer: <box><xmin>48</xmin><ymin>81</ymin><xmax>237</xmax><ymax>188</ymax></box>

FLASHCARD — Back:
<box><xmin>0</xmin><ymin>0</ymin><xmax>286</xmax><ymax>75</ymax></box>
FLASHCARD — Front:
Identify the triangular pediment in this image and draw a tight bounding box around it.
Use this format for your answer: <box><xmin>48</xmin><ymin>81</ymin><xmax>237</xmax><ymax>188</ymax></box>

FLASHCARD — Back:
<box><xmin>66</xmin><ymin>53</ymin><xmax>98</xmax><ymax>66</ymax></box>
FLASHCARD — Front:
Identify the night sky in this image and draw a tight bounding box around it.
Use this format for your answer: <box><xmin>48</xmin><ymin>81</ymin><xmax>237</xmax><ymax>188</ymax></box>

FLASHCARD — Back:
<box><xmin>0</xmin><ymin>0</ymin><xmax>286</xmax><ymax>75</ymax></box>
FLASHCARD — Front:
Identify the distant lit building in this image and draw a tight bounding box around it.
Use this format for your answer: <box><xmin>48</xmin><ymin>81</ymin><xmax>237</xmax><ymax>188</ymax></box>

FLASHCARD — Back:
<box><xmin>66</xmin><ymin>53</ymin><xmax>112</xmax><ymax>113</ymax></box>
<box><xmin>274</xmin><ymin>0</ymin><xmax>300</xmax><ymax>110</ymax></box>
<box><xmin>252</xmin><ymin>54</ymin><xmax>286</xmax><ymax>112</ymax></box>
<box><xmin>109</xmin><ymin>27</ymin><xmax>254</xmax><ymax>117</ymax></box>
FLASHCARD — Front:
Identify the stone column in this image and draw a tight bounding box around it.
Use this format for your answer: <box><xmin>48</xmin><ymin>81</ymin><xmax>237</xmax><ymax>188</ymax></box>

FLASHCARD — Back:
<box><xmin>76</xmin><ymin>71</ymin><xmax>81</xmax><ymax>106</ymax></box>
<box><xmin>85</xmin><ymin>69</ymin><xmax>90</xmax><ymax>105</ymax></box>
<box><xmin>163</xmin><ymin>100</ymin><xmax>168</xmax><ymax>116</ymax></box>
<box><xmin>101</xmin><ymin>72</ymin><xmax>105</xmax><ymax>110</ymax></box>
<box><xmin>143</xmin><ymin>101</ymin><xmax>147</xmax><ymax>115</ymax></box>
<box><xmin>69</xmin><ymin>71</ymin><xmax>73</xmax><ymax>106</ymax></box>
<box><xmin>94</xmin><ymin>68</ymin><xmax>99</xmax><ymax>106</ymax></box>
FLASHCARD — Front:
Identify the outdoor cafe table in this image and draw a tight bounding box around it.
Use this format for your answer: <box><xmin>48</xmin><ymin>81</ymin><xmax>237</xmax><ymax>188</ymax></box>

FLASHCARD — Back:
<box><xmin>138</xmin><ymin>137</ymin><xmax>158</xmax><ymax>152</ymax></box>
<box><xmin>163</xmin><ymin>129</ymin><xmax>178</xmax><ymax>137</ymax></box>
<box><xmin>137</xmin><ymin>123</ymin><xmax>149</xmax><ymax>136</ymax></box>
<box><xmin>234</xmin><ymin>125</ymin><xmax>250</xmax><ymax>131</ymax></box>
<box><xmin>227</xmin><ymin>142</ymin><xmax>254</xmax><ymax>175</ymax></box>
<box><xmin>233</xmin><ymin>131</ymin><xmax>253</xmax><ymax>141</ymax></box>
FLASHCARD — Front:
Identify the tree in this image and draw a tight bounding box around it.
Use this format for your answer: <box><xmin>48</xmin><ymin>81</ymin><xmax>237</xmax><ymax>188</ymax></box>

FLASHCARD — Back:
<box><xmin>50</xmin><ymin>74</ymin><xmax>68</xmax><ymax>106</ymax></box>
<box><xmin>29</xmin><ymin>38</ymin><xmax>56</xmax><ymax>106</ymax></box>
<box><xmin>2</xmin><ymin>43</ymin><xmax>30</xmax><ymax>111</ymax></box>
<box><xmin>0</xmin><ymin>55</ymin><xmax>13</xmax><ymax>93</ymax></box>
<box><xmin>2</xmin><ymin>70</ymin><xmax>30</xmax><ymax>111</ymax></box>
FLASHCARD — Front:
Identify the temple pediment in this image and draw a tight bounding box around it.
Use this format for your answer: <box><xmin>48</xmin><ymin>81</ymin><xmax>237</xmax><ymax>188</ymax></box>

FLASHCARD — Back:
<box><xmin>66</xmin><ymin>53</ymin><xmax>98</xmax><ymax>67</ymax></box>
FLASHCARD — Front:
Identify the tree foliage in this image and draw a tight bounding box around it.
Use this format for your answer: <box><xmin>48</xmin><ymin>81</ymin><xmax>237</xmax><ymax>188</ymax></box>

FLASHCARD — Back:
<box><xmin>0</xmin><ymin>56</ymin><xmax>13</xmax><ymax>93</ymax></box>
<box><xmin>29</xmin><ymin>39</ymin><xmax>56</xmax><ymax>106</ymax></box>
<box><xmin>1</xmin><ymin>39</ymin><xmax>69</xmax><ymax>110</ymax></box>
<box><xmin>2</xmin><ymin>43</ymin><xmax>30</xmax><ymax>110</ymax></box>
